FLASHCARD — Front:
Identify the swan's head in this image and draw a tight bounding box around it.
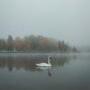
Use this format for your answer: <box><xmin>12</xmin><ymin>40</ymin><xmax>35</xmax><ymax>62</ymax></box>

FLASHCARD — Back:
<box><xmin>48</xmin><ymin>56</ymin><xmax>51</xmax><ymax>60</ymax></box>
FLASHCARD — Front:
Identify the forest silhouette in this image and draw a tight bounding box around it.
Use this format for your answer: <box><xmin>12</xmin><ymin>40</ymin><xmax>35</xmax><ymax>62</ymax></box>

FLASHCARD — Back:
<box><xmin>0</xmin><ymin>35</ymin><xmax>77</xmax><ymax>52</ymax></box>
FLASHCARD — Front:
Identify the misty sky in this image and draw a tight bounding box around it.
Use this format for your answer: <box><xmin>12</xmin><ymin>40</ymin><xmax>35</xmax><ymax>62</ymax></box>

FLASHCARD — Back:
<box><xmin>0</xmin><ymin>0</ymin><xmax>90</xmax><ymax>47</ymax></box>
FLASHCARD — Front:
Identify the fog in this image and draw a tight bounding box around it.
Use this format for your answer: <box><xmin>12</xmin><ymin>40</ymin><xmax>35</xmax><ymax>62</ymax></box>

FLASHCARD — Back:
<box><xmin>0</xmin><ymin>0</ymin><xmax>90</xmax><ymax>47</ymax></box>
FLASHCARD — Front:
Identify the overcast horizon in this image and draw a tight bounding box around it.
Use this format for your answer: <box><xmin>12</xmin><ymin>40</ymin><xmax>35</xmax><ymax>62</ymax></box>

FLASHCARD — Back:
<box><xmin>0</xmin><ymin>0</ymin><xmax>90</xmax><ymax>47</ymax></box>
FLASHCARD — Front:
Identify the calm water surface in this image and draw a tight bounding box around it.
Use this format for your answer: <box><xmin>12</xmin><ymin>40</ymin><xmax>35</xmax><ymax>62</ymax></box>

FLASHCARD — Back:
<box><xmin>0</xmin><ymin>53</ymin><xmax>90</xmax><ymax>90</ymax></box>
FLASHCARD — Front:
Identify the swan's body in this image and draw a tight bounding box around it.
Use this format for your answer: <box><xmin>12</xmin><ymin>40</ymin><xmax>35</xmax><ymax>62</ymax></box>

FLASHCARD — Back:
<box><xmin>36</xmin><ymin>56</ymin><xmax>51</xmax><ymax>67</ymax></box>
<box><xmin>37</xmin><ymin>66</ymin><xmax>50</xmax><ymax>70</ymax></box>
<box><xmin>36</xmin><ymin>63</ymin><xmax>51</xmax><ymax>66</ymax></box>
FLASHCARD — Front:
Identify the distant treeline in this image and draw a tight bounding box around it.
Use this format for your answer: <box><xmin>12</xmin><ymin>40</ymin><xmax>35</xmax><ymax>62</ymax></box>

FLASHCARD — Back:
<box><xmin>0</xmin><ymin>35</ymin><xmax>77</xmax><ymax>52</ymax></box>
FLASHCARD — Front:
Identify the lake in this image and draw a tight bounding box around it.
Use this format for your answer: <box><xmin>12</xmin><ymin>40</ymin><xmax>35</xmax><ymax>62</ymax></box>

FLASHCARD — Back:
<box><xmin>0</xmin><ymin>53</ymin><xmax>90</xmax><ymax>90</ymax></box>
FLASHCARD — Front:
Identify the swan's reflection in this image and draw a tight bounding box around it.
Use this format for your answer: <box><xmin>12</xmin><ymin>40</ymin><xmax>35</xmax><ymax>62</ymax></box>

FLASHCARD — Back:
<box><xmin>36</xmin><ymin>66</ymin><xmax>52</xmax><ymax>77</ymax></box>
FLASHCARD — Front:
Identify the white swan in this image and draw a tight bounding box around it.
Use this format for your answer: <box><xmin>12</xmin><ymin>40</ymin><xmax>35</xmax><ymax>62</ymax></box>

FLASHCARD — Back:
<box><xmin>36</xmin><ymin>56</ymin><xmax>51</xmax><ymax>67</ymax></box>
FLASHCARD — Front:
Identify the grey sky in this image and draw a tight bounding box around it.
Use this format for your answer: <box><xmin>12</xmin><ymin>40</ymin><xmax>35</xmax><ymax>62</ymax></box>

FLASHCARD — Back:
<box><xmin>0</xmin><ymin>0</ymin><xmax>90</xmax><ymax>47</ymax></box>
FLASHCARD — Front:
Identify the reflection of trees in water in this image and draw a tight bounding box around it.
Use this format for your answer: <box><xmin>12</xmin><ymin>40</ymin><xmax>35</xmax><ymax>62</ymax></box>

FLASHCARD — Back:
<box><xmin>0</xmin><ymin>55</ymin><xmax>73</xmax><ymax>72</ymax></box>
<box><xmin>7</xmin><ymin>59</ymin><xmax>14</xmax><ymax>72</ymax></box>
<box><xmin>0</xmin><ymin>57</ymin><xmax>14</xmax><ymax>72</ymax></box>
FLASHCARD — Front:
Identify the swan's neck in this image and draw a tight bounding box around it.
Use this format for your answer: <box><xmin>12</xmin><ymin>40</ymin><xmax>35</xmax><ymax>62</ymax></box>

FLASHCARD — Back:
<box><xmin>48</xmin><ymin>58</ymin><xmax>51</xmax><ymax>65</ymax></box>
